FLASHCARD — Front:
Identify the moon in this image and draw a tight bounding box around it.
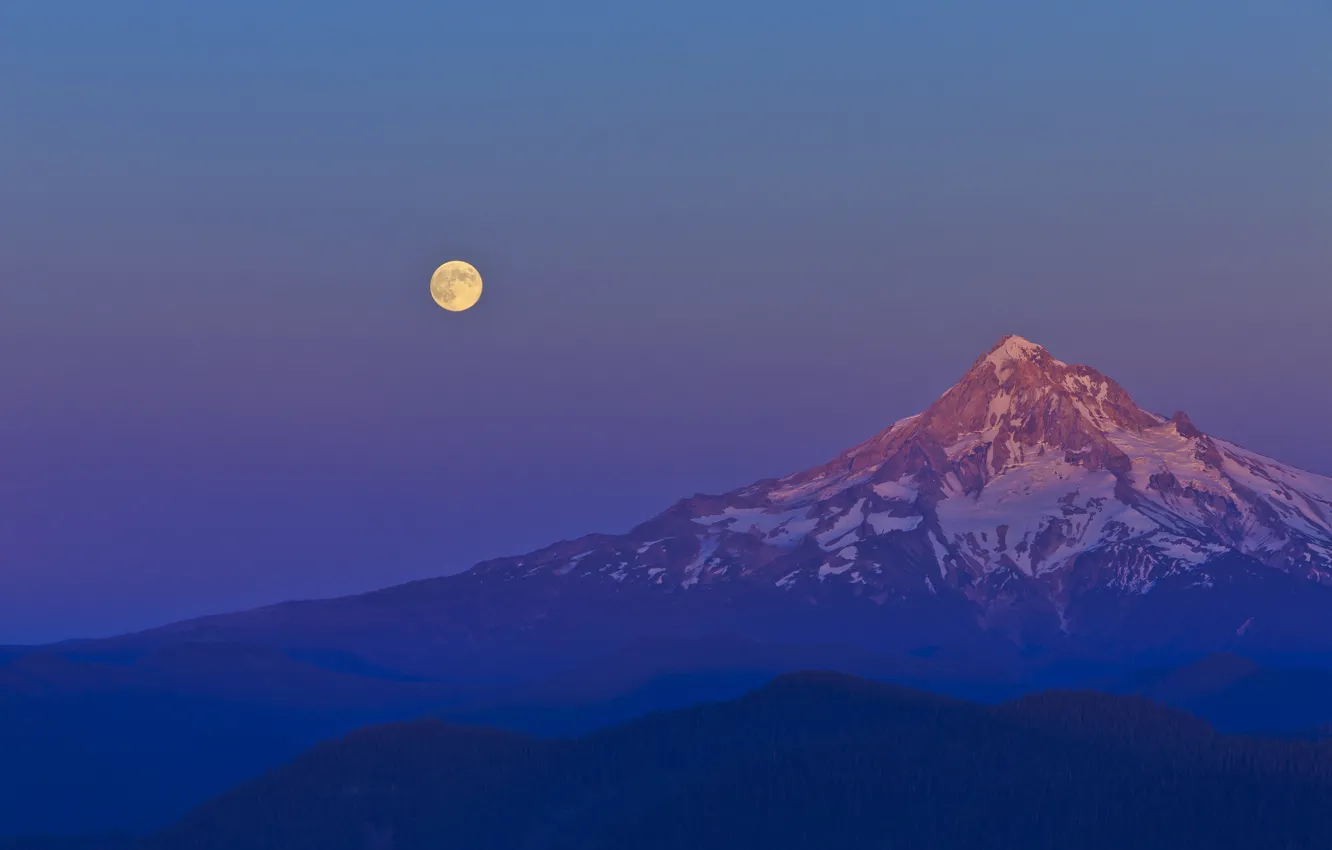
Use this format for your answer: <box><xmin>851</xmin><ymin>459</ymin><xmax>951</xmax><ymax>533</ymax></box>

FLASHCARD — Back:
<box><xmin>430</xmin><ymin>261</ymin><xmax>483</xmax><ymax>312</ymax></box>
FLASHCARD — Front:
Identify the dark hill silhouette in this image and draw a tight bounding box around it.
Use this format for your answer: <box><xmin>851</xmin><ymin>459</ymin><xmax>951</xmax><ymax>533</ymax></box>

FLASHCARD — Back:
<box><xmin>0</xmin><ymin>839</ymin><xmax>136</xmax><ymax>850</ymax></box>
<box><xmin>9</xmin><ymin>645</ymin><xmax>1332</xmax><ymax>840</ymax></box>
<box><xmin>133</xmin><ymin>673</ymin><xmax>1332</xmax><ymax>850</ymax></box>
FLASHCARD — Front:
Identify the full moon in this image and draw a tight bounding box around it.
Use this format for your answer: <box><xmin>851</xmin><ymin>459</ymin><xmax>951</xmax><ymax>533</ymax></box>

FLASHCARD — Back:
<box><xmin>430</xmin><ymin>260</ymin><xmax>483</xmax><ymax>312</ymax></box>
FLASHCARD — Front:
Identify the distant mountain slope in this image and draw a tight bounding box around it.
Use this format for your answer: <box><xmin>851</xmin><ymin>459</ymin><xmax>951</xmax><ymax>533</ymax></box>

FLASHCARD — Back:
<box><xmin>1111</xmin><ymin>652</ymin><xmax>1332</xmax><ymax>733</ymax></box>
<box><xmin>0</xmin><ymin>645</ymin><xmax>469</xmax><ymax>838</ymax></box>
<box><xmin>144</xmin><ymin>673</ymin><xmax>1332</xmax><ymax>850</ymax></box>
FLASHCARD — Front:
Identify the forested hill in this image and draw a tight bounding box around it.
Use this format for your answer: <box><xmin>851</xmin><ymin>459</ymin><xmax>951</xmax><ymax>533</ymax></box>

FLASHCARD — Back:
<box><xmin>118</xmin><ymin>672</ymin><xmax>1332</xmax><ymax>850</ymax></box>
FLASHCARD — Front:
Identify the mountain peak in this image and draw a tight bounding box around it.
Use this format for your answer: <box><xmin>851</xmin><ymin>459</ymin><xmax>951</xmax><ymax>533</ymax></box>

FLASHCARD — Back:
<box><xmin>985</xmin><ymin>334</ymin><xmax>1054</xmax><ymax>364</ymax></box>
<box><xmin>927</xmin><ymin>336</ymin><xmax>1160</xmax><ymax>446</ymax></box>
<box><xmin>974</xmin><ymin>335</ymin><xmax>1066</xmax><ymax>382</ymax></box>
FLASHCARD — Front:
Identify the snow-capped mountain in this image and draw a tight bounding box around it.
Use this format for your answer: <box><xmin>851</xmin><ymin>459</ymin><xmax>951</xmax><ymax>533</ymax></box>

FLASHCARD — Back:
<box><xmin>456</xmin><ymin>335</ymin><xmax>1332</xmax><ymax>650</ymax></box>
<box><xmin>114</xmin><ymin>335</ymin><xmax>1332</xmax><ymax>674</ymax></box>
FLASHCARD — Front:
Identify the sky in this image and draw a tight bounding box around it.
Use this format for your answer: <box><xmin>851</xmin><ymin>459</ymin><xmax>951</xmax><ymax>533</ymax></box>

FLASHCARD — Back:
<box><xmin>1</xmin><ymin>1</ymin><xmax>1329</xmax><ymax>644</ymax></box>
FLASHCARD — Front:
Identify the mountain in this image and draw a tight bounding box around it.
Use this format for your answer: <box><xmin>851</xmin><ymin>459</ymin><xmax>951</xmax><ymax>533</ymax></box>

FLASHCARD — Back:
<box><xmin>460</xmin><ymin>333</ymin><xmax>1332</xmax><ymax>655</ymax></box>
<box><xmin>9</xmin><ymin>334</ymin><xmax>1332</xmax><ymax>838</ymax></box>
<box><xmin>130</xmin><ymin>674</ymin><xmax>1332</xmax><ymax>850</ymax></box>
<box><xmin>98</xmin><ymin>335</ymin><xmax>1332</xmax><ymax>677</ymax></box>
<box><xmin>1110</xmin><ymin>652</ymin><xmax>1332</xmax><ymax>733</ymax></box>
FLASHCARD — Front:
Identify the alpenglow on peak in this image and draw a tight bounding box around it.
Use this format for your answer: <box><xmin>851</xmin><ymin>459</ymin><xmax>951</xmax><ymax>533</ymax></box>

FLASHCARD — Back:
<box><xmin>488</xmin><ymin>334</ymin><xmax>1332</xmax><ymax>598</ymax></box>
<box><xmin>983</xmin><ymin>335</ymin><xmax>1063</xmax><ymax>368</ymax></box>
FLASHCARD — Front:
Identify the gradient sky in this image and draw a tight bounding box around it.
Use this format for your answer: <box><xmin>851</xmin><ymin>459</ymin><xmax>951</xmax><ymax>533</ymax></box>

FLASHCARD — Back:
<box><xmin>2</xmin><ymin>1</ymin><xmax>1329</xmax><ymax>643</ymax></box>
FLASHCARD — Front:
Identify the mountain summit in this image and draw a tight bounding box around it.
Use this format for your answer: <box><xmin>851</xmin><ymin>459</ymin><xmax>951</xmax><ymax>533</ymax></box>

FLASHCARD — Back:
<box><xmin>494</xmin><ymin>334</ymin><xmax>1331</xmax><ymax>585</ymax></box>
<box><xmin>803</xmin><ymin>333</ymin><xmax>1160</xmax><ymax>485</ymax></box>
<box><xmin>133</xmin><ymin>336</ymin><xmax>1332</xmax><ymax>673</ymax></box>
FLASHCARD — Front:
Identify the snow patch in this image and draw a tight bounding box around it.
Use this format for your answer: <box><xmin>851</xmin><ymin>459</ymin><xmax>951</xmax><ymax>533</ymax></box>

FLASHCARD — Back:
<box><xmin>636</xmin><ymin>538</ymin><xmax>670</xmax><ymax>553</ymax></box>
<box><xmin>819</xmin><ymin>561</ymin><xmax>853</xmax><ymax>580</ymax></box>
<box><xmin>867</xmin><ymin>513</ymin><xmax>923</xmax><ymax>535</ymax></box>
<box><xmin>553</xmin><ymin>551</ymin><xmax>594</xmax><ymax>576</ymax></box>
<box><xmin>872</xmin><ymin>479</ymin><xmax>919</xmax><ymax>501</ymax></box>
<box><xmin>680</xmin><ymin>538</ymin><xmax>719</xmax><ymax>589</ymax></box>
<box><xmin>929</xmin><ymin>531</ymin><xmax>951</xmax><ymax>579</ymax></box>
<box><xmin>815</xmin><ymin>499</ymin><xmax>866</xmax><ymax>549</ymax></box>
<box><xmin>693</xmin><ymin>506</ymin><xmax>819</xmax><ymax>548</ymax></box>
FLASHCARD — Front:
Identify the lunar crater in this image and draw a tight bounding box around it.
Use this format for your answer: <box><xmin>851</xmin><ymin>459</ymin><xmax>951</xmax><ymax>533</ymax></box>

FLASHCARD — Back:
<box><xmin>430</xmin><ymin>261</ymin><xmax>482</xmax><ymax>311</ymax></box>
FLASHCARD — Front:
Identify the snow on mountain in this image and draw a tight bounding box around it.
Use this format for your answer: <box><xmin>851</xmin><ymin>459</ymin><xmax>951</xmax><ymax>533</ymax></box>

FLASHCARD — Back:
<box><xmin>475</xmin><ymin>336</ymin><xmax>1332</xmax><ymax>635</ymax></box>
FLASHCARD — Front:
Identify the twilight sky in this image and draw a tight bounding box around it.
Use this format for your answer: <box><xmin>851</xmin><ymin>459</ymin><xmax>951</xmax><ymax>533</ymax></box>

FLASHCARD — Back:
<box><xmin>2</xmin><ymin>1</ymin><xmax>1329</xmax><ymax>643</ymax></box>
